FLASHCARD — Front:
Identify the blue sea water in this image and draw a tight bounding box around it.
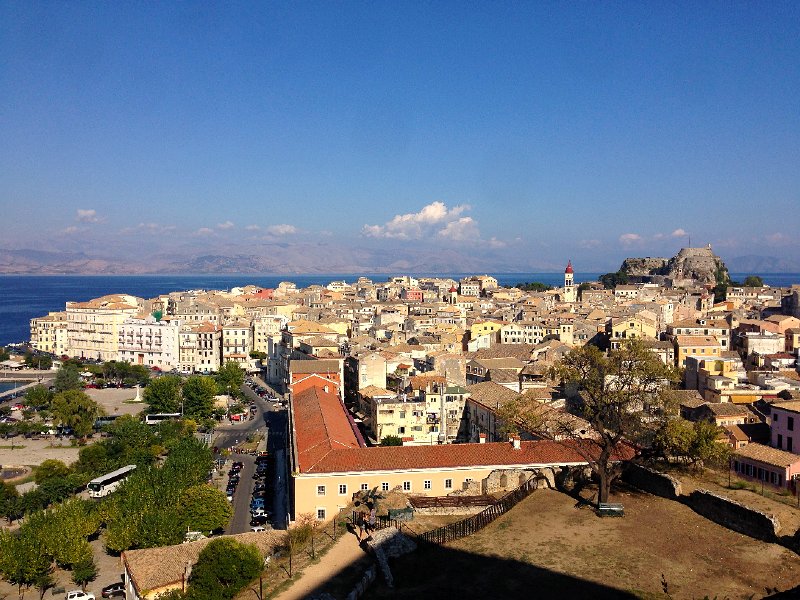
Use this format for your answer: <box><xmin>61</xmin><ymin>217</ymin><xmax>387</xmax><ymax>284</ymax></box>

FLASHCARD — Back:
<box><xmin>0</xmin><ymin>272</ymin><xmax>798</xmax><ymax>346</ymax></box>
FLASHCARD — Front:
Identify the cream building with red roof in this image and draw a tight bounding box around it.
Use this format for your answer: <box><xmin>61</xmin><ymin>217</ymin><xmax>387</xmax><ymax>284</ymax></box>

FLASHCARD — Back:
<box><xmin>288</xmin><ymin>383</ymin><xmax>632</xmax><ymax>521</ymax></box>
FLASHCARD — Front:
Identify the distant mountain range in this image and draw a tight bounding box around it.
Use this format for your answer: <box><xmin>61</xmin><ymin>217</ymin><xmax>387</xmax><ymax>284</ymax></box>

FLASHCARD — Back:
<box><xmin>0</xmin><ymin>245</ymin><xmax>526</xmax><ymax>275</ymax></box>
<box><xmin>725</xmin><ymin>255</ymin><xmax>800</xmax><ymax>274</ymax></box>
<box><xmin>1</xmin><ymin>246</ymin><xmax>797</xmax><ymax>276</ymax></box>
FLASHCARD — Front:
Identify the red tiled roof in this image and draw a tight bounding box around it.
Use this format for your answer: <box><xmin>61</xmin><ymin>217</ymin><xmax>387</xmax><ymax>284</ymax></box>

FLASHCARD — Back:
<box><xmin>298</xmin><ymin>439</ymin><xmax>634</xmax><ymax>474</ymax></box>
<box><xmin>293</xmin><ymin>386</ymin><xmax>362</xmax><ymax>472</ymax></box>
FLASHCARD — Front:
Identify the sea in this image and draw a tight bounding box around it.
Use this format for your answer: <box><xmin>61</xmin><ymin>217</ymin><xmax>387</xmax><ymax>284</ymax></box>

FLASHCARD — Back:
<box><xmin>0</xmin><ymin>272</ymin><xmax>798</xmax><ymax>347</ymax></box>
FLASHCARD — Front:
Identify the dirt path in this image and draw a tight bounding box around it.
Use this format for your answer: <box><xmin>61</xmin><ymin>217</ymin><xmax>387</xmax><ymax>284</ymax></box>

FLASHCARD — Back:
<box><xmin>273</xmin><ymin>533</ymin><xmax>368</xmax><ymax>600</ymax></box>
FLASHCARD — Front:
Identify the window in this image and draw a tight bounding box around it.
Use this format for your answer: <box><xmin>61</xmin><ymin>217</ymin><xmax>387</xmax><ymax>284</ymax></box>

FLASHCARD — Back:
<box><xmin>424</xmin><ymin>480</ymin><xmax>431</xmax><ymax>490</ymax></box>
<box><xmin>789</xmin><ymin>437</ymin><xmax>794</xmax><ymax>452</ymax></box>
<box><xmin>790</xmin><ymin>417</ymin><xmax>795</xmax><ymax>431</ymax></box>
<box><xmin>774</xmin><ymin>413</ymin><xmax>779</xmax><ymax>422</ymax></box>
<box><xmin>465</xmin><ymin>478</ymin><xmax>473</xmax><ymax>485</ymax></box>
<box><xmin>339</xmin><ymin>484</ymin><xmax>347</xmax><ymax>495</ymax></box>
<box><xmin>317</xmin><ymin>485</ymin><xmax>326</xmax><ymax>496</ymax></box>
<box><xmin>444</xmin><ymin>478</ymin><xmax>452</xmax><ymax>489</ymax></box>
<box><xmin>398</xmin><ymin>427</ymin><xmax>405</xmax><ymax>434</ymax></box>
<box><xmin>778</xmin><ymin>434</ymin><xmax>783</xmax><ymax>449</ymax></box>
<box><xmin>381</xmin><ymin>482</ymin><xmax>389</xmax><ymax>492</ymax></box>
<box><xmin>403</xmin><ymin>481</ymin><xmax>412</xmax><ymax>491</ymax></box>
<box><xmin>361</xmin><ymin>483</ymin><xmax>369</xmax><ymax>491</ymax></box>
<box><xmin>317</xmin><ymin>508</ymin><xmax>326</xmax><ymax>520</ymax></box>
<box><xmin>399</xmin><ymin>411</ymin><xmax>406</xmax><ymax>419</ymax></box>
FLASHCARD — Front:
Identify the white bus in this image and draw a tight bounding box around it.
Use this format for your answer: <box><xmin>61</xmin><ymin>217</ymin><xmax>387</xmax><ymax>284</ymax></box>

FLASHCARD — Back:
<box><xmin>144</xmin><ymin>412</ymin><xmax>182</xmax><ymax>425</ymax></box>
<box><xmin>87</xmin><ymin>464</ymin><xmax>137</xmax><ymax>498</ymax></box>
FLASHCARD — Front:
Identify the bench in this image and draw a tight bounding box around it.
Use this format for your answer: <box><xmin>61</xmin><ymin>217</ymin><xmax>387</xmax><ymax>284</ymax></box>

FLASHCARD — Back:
<box><xmin>597</xmin><ymin>502</ymin><xmax>624</xmax><ymax>517</ymax></box>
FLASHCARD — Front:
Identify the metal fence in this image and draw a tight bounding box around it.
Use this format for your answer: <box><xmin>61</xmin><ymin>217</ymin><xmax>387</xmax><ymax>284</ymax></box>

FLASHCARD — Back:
<box><xmin>416</xmin><ymin>478</ymin><xmax>538</xmax><ymax>545</ymax></box>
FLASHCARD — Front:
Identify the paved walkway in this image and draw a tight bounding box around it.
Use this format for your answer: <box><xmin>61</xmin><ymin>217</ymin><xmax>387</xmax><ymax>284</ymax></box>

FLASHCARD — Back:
<box><xmin>273</xmin><ymin>532</ymin><xmax>368</xmax><ymax>600</ymax></box>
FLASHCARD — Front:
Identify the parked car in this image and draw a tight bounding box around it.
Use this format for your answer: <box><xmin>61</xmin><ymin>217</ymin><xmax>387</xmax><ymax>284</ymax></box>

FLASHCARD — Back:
<box><xmin>251</xmin><ymin>525</ymin><xmax>266</xmax><ymax>533</ymax></box>
<box><xmin>250</xmin><ymin>515</ymin><xmax>270</xmax><ymax>526</ymax></box>
<box><xmin>65</xmin><ymin>591</ymin><xmax>95</xmax><ymax>600</ymax></box>
<box><xmin>250</xmin><ymin>507</ymin><xmax>268</xmax><ymax>517</ymax></box>
<box><xmin>101</xmin><ymin>580</ymin><xmax>125</xmax><ymax>598</ymax></box>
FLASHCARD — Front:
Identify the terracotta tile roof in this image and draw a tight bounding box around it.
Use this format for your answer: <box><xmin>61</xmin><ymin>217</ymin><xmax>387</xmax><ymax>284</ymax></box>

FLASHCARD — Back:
<box><xmin>289</xmin><ymin>358</ymin><xmax>341</xmax><ymax>374</ymax></box>
<box><xmin>706</xmin><ymin>403</ymin><xmax>748</xmax><ymax>416</ymax></box>
<box><xmin>466</xmin><ymin>381</ymin><xmax>520</xmax><ymax>409</ymax></box>
<box><xmin>675</xmin><ymin>335</ymin><xmax>720</xmax><ymax>346</ymax></box>
<box><xmin>299</xmin><ymin>439</ymin><xmax>634</xmax><ymax>475</ymax></box>
<box><xmin>123</xmin><ymin>531</ymin><xmax>283</xmax><ymax>595</ymax></box>
<box><xmin>359</xmin><ymin>385</ymin><xmax>393</xmax><ymax>397</ymax></box>
<box><xmin>734</xmin><ymin>442</ymin><xmax>800</xmax><ymax>469</ymax></box>
<box><xmin>293</xmin><ymin>386</ymin><xmax>362</xmax><ymax>472</ymax></box>
<box><xmin>773</xmin><ymin>401</ymin><xmax>800</xmax><ymax>414</ymax></box>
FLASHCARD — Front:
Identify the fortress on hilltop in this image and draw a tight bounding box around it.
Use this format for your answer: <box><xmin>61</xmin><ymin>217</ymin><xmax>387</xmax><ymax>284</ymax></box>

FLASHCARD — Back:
<box><xmin>620</xmin><ymin>245</ymin><xmax>730</xmax><ymax>288</ymax></box>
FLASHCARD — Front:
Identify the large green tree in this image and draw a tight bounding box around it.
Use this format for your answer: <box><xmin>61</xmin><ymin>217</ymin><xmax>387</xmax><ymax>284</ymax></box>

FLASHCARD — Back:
<box><xmin>501</xmin><ymin>339</ymin><xmax>677</xmax><ymax>504</ymax></box>
<box><xmin>216</xmin><ymin>362</ymin><xmax>245</xmax><ymax>398</ymax></box>
<box><xmin>182</xmin><ymin>376</ymin><xmax>218</xmax><ymax>420</ymax></box>
<box><xmin>0</xmin><ymin>481</ymin><xmax>21</xmax><ymax>524</ymax></box>
<box><xmin>178</xmin><ymin>485</ymin><xmax>233</xmax><ymax>533</ymax></box>
<box><xmin>25</xmin><ymin>385</ymin><xmax>53</xmax><ymax>410</ymax></box>
<box><xmin>186</xmin><ymin>538</ymin><xmax>262</xmax><ymax>600</ymax></box>
<box><xmin>144</xmin><ymin>375</ymin><xmax>183</xmax><ymax>414</ymax></box>
<box><xmin>54</xmin><ymin>361</ymin><xmax>83</xmax><ymax>392</ymax></box>
<box><xmin>51</xmin><ymin>390</ymin><xmax>101</xmax><ymax>439</ymax></box>
<box><xmin>34</xmin><ymin>459</ymin><xmax>70</xmax><ymax>484</ymax></box>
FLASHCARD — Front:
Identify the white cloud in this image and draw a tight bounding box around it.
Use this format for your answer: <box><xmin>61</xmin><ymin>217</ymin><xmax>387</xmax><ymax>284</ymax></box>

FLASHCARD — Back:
<box><xmin>244</xmin><ymin>225</ymin><xmax>261</xmax><ymax>231</ymax></box>
<box><xmin>579</xmin><ymin>239</ymin><xmax>601</xmax><ymax>249</ymax></box>
<box><xmin>437</xmin><ymin>217</ymin><xmax>478</xmax><ymax>241</ymax></box>
<box><xmin>217</xmin><ymin>221</ymin><xmax>234</xmax><ymax>230</ymax></box>
<box><xmin>77</xmin><ymin>209</ymin><xmax>100</xmax><ymax>223</ymax></box>
<box><xmin>363</xmin><ymin>201</ymin><xmax>473</xmax><ymax>240</ymax></box>
<box><xmin>486</xmin><ymin>237</ymin><xmax>507</xmax><ymax>249</ymax></box>
<box><xmin>671</xmin><ymin>228</ymin><xmax>687</xmax><ymax>238</ymax></box>
<box><xmin>267</xmin><ymin>224</ymin><xmax>298</xmax><ymax>236</ymax></box>
<box><xmin>619</xmin><ymin>233</ymin><xmax>643</xmax><ymax>246</ymax></box>
<box><xmin>194</xmin><ymin>227</ymin><xmax>215</xmax><ymax>236</ymax></box>
<box><xmin>766</xmin><ymin>232</ymin><xmax>790</xmax><ymax>245</ymax></box>
<box><xmin>62</xmin><ymin>226</ymin><xmax>79</xmax><ymax>234</ymax></box>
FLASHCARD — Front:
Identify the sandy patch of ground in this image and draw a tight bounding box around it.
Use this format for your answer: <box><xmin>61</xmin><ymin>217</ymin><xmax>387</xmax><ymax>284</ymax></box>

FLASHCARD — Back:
<box><xmin>367</xmin><ymin>486</ymin><xmax>800</xmax><ymax>599</ymax></box>
<box><xmin>0</xmin><ymin>389</ymin><xmax>147</xmax><ymax>470</ymax></box>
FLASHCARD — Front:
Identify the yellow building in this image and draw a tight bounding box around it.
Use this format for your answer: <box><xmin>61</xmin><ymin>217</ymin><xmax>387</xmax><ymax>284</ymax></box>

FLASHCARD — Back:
<box><xmin>30</xmin><ymin>311</ymin><xmax>68</xmax><ymax>356</ymax></box>
<box><xmin>673</xmin><ymin>335</ymin><xmax>722</xmax><ymax>368</ymax></box>
<box><xmin>607</xmin><ymin>315</ymin><xmax>658</xmax><ymax>349</ymax></box>
<box><xmin>66</xmin><ymin>295</ymin><xmax>142</xmax><ymax>361</ymax></box>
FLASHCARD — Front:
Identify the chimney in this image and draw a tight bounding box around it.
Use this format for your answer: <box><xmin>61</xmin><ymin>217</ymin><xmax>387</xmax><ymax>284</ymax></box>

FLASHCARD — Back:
<box><xmin>511</xmin><ymin>435</ymin><xmax>521</xmax><ymax>450</ymax></box>
<box><xmin>479</xmin><ymin>433</ymin><xmax>486</xmax><ymax>444</ymax></box>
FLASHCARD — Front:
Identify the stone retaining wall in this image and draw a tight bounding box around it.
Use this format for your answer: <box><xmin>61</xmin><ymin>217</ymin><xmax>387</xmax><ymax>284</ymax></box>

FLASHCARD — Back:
<box><xmin>685</xmin><ymin>489</ymin><xmax>781</xmax><ymax>542</ymax></box>
<box><xmin>622</xmin><ymin>463</ymin><xmax>682</xmax><ymax>500</ymax></box>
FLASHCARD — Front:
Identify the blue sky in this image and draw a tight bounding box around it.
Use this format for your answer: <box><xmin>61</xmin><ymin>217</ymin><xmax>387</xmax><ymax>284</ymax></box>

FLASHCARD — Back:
<box><xmin>1</xmin><ymin>2</ymin><xmax>798</xmax><ymax>272</ymax></box>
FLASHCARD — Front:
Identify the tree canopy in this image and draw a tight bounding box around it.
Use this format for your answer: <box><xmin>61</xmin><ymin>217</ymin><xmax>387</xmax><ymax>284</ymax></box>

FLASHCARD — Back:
<box><xmin>177</xmin><ymin>485</ymin><xmax>232</xmax><ymax>533</ymax></box>
<box><xmin>186</xmin><ymin>538</ymin><xmax>262</xmax><ymax>600</ymax></box>
<box><xmin>51</xmin><ymin>390</ymin><xmax>102</xmax><ymax>439</ymax></box>
<box><xmin>54</xmin><ymin>361</ymin><xmax>83</xmax><ymax>393</ymax></box>
<box><xmin>144</xmin><ymin>375</ymin><xmax>183</xmax><ymax>414</ymax></box>
<box><xmin>182</xmin><ymin>376</ymin><xmax>218</xmax><ymax>420</ymax></box>
<box><xmin>216</xmin><ymin>362</ymin><xmax>245</xmax><ymax>398</ymax></box>
<box><xmin>743</xmin><ymin>275</ymin><xmax>764</xmax><ymax>287</ymax></box>
<box><xmin>599</xmin><ymin>271</ymin><xmax>629</xmax><ymax>289</ymax></box>
<box><xmin>501</xmin><ymin>339</ymin><xmax>677</xmax><ymax>503</ymax></box>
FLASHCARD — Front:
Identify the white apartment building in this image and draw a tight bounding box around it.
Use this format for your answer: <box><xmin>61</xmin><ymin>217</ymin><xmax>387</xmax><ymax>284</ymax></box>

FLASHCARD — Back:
<box><xmin>178</xmin><ymin>322</ymin><xmax>222</xmax><ymax>373</ymax></box>
<box><xmin>118</xmin><ymin>317</ymin><xmax>182</xmax><ymax>370</ymax></box>
<box><xmin>222</xmin><ymin>319</ymin><xmax>253</xmax><ymax>367</ymax></box>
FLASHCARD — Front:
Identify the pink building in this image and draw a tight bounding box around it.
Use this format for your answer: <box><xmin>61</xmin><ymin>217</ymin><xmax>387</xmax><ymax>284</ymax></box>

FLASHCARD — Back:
<box><xmin>401</xmin><ymin>287</ymin><xmax>423</xmax><ymax>302</ymax></box>
<box><xmin>732</xmin><ymin>443</ymin><xmax>800</xmax><ymax>490</ymax></box>
<box><xmin>770</xmin><ymin>401</ymin><xmax>800</xmax><ymax>453</ymax></box>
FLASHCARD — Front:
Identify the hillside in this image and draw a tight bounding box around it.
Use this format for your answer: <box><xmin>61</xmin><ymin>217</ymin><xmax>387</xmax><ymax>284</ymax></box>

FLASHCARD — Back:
<box><xmin>620</xmin><ymin>246</ymin><xmax>730</xmax><ymax>286</ymax></box>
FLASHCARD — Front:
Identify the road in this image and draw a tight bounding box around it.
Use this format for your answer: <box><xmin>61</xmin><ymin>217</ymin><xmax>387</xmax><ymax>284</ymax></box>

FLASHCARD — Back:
<box><xmin>216</xmin><ymin>379</ymin><xmax>289</xmax><ymax>533</ymax></box>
